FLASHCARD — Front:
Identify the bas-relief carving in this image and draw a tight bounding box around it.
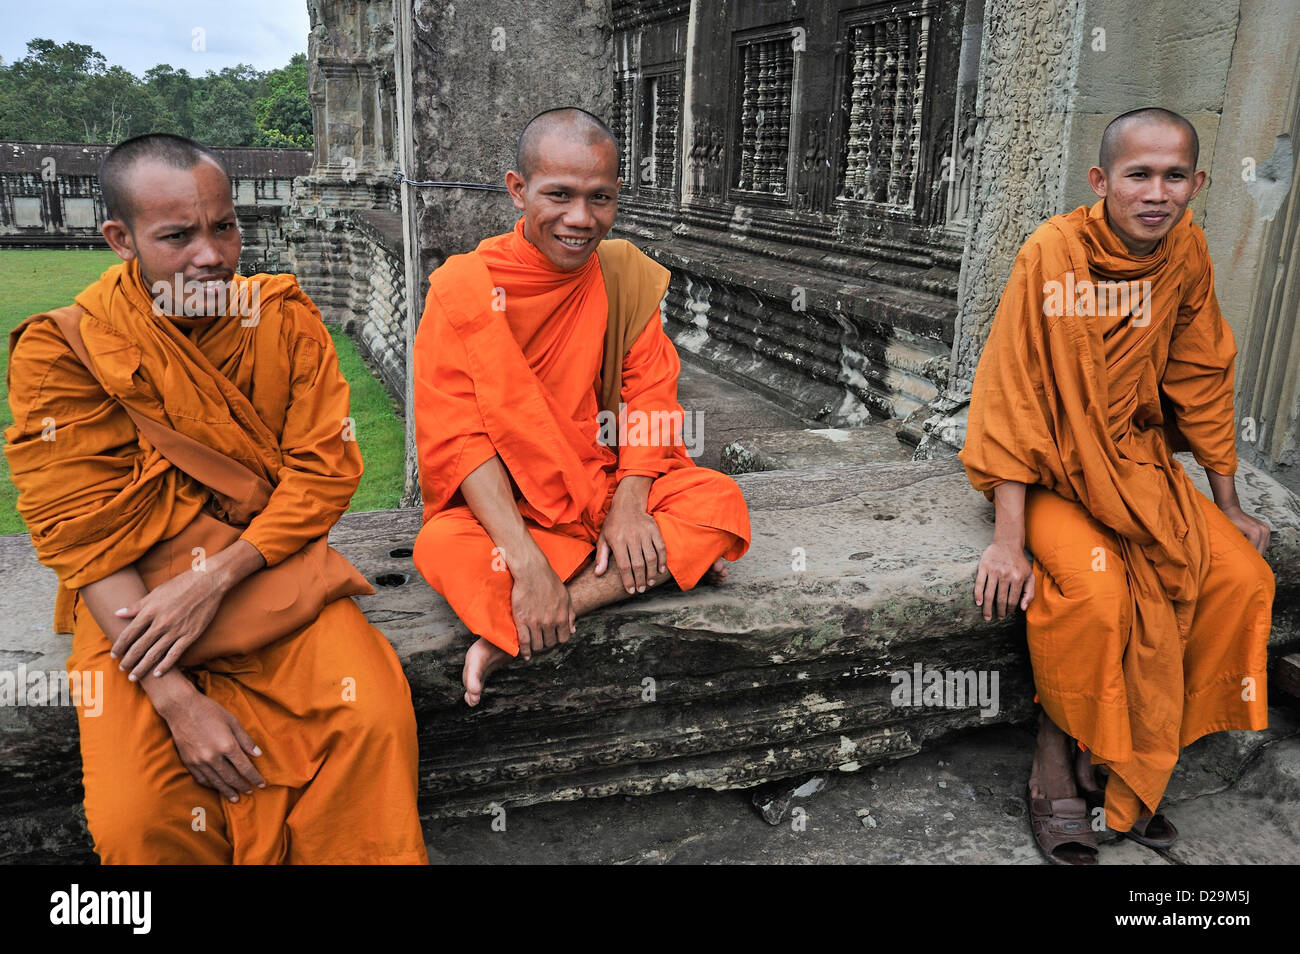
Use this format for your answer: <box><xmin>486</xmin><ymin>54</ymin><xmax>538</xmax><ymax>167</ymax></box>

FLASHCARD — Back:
<box><xmin>687</xmin><ymin>112</ymin><xmax>725</xmax><ymax>197</ymax></box>
<box><xmin>914</xmin><ymin>0</ymin><xmax>1083</xmax><ymax>459</ymax></box>
<box><xmin>797</xmin><ymin>123</ymin><xmax>831</xmax><ymax>211</ymax></box>
<box><xmin>949</xmin><ymin>0</ymin><xmax>1083</xmax><ymax>386</ymax></box>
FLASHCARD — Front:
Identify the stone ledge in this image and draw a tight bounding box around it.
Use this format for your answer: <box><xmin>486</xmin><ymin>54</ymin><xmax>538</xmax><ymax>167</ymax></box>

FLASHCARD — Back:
<box><xmin>721</xmin><ymin>424</ymin><xmax>914</xmax><ymax>474</ymax></box>
<box><xmin>1</xmin><ymin>456</ymin><xmax>1296</xmax><ymax>862</ymax></box>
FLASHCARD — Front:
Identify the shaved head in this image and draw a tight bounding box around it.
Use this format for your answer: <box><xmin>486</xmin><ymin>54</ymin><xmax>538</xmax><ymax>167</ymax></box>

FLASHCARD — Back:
<box><xmin>515</xmin><ymin>107</ymin><xmax>620</xmax><ymax>180</ymax></box>
<box><xmin>99</xmin><ymin>133</ymin><xmax>229</xmax><ymax>226</ymax></box>
<box><xmin>1099</xmin><ymin>107</ymin><xmax>1198</xmax><ymax>172</ymax></box>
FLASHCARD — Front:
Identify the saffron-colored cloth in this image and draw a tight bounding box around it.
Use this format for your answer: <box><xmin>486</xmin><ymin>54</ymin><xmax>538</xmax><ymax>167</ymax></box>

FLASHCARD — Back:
<box><xmin>960</xmin><ymin>200</ymin><xmax>1273</xmax><ymax>831</ymax></box>
<box><xmin>413</xmin><ymin>216</ymin><xmax>751</xmax><ymax>655</ymax></box>
<box><xmin>5</xmin><ymin>259</ymin><xmax>427</xmax><ymax>863</ymax></box>
<box><xmin>68</xmin><ymin>596</ymin><xmax>427</xmax><ymax>864</ymax></box>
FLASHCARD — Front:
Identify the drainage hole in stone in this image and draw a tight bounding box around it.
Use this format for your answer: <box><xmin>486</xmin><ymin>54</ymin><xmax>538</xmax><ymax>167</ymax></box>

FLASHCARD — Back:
<box><xmin>388</xmin><ymin>547</ymin><xmax>413</xmax><ymax>559</ymax></box>
<box><xmin>849</xmin><ymin>552</ymin><xmax>873</xmax><ymax>560</ymax></box>
<box><xmin>872</xmin><ymin>513</ymin><xmax>897</xmax><ymax>520</ymax></box>
<box><xmin>374</xmin><ymin>572</ymin><xmax>409</xmax><ymax>587</ymax></box>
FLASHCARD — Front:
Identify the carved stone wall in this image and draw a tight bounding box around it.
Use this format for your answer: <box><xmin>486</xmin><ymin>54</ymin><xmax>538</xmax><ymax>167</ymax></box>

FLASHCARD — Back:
<box><xmin>614</xmin><ymin>0</ymin><xmax>968</xmax><ymax>430</ymax></box>
<box><xmin>920</xmin><ymin>0</ymin><xmax>1300</xmax><ymax>490</ymax></box>
<box><xmin>947</xmin><ymin>0</ymin><xmax>1083</xmax><ymax>387</ymax></box>
<box><xmin>288</xmin><ymin>0</ymin><xmax>400</xmax><ymax>326</ymax></box>
<box><xmin>403</xmin><ymin>0</ymin><xmax>613</xmax><ymax>292</ymax></box>
<box><xmin>911</xmin><ymin>0</ymin><xmax>1083</xmax><ymax>458</ymax></box>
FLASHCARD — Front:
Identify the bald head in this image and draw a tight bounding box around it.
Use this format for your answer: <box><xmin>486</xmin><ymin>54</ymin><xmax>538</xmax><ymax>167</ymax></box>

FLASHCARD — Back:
<box><xmin>1099</xmin><ymin>107</ymin><xmax>1198</xmax><ymax>173</ymax></box>
<box><xmin>99</xmin><ymin>133</ymin><xmax>229</xmax><ymax>227</ymax></box>
<box><xmin>515</xmin><ymin>107</ymin><xmax>620</xmax><ymax>181</ymax></box>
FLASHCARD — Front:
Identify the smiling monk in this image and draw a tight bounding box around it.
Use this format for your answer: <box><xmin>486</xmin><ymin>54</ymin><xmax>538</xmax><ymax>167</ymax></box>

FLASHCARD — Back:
<box><xmin>961</xmin><ymin>108</ymin><xmax>1274</xmax><ymax>864</ymax></box>
<box><xmin>5</xmin><ymin>133</ymin><xmax>426</xmax><ymax>863</ymax></box>
<box><xmin>412</xmin><ymin>107</ymin><xmax>751</xmax><ymax>707</ymax></box>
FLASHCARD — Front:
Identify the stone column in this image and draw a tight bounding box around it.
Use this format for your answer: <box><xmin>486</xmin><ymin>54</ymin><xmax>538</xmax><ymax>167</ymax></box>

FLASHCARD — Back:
<box><xmin>913</xmin><ymin>0</ymin><xmax>1084</xmax><ymax>459</ymax></box>
<box><xmin>400</xmin><ymin>0</ymin><xmax>614</xmax><ymax>497</ymax></box>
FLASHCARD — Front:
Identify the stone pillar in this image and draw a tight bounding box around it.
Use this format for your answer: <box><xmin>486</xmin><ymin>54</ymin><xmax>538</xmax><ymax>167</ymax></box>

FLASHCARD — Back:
<box><xmin>399</xmin><ymin>0</ymin><xmax>614</xmax><ymax>497</ymax></box>
<box><xmin>289</xmin><ymin>0</ymin><xmax>400</xmax><ymax>325</ymax></box>
<box><xmin>913</xmin><ymin>0</ymin><xmax>1084</xmax><ymax>460</ymax></box>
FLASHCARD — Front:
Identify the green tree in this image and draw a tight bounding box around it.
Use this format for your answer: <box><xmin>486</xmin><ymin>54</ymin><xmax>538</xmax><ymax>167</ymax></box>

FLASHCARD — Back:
<box><xmin>189</xmin><ymin>65</ymin><xmax>262</xmax><ymax>146</ymax></box>
<box><xmin>142</xmin><ymin>64</ymin><xmax>196</xmax><ymax>136</ymax></box>
<box><xmin>0</xmin><ymin>40</ymin><xmax>312</xmax><ymax>148</ymax></box>
<box><xmin>0</xmin><ymin>39</ymin><xmax>107</xmax><ymax>140</ymax></box>
<box><xmin>254</xmin><ymin>52</ymin><xmax>313</xmax><ymax>148</ymax></box>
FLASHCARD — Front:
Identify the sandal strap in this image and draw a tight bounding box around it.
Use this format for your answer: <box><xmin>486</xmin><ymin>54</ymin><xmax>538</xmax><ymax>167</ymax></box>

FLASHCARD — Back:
<box><xmin>1030</xmin><ymin>795</ymin><xmax>1098</xmax><ymax>850</ymax></box>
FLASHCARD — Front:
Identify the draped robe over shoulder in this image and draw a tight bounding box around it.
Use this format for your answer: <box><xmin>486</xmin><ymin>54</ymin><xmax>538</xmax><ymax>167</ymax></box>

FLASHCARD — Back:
<box><xmin>5</xmin><ymin>260</ymin><xmax>427</xmax><ymax>864</ymax></box>
<box><xmin>413</xmin><ymin>217</ymin><xmax>751</xmax><ymax>656</ymax></box>
<box><xmin>960</xmin><ymin>200</ymin><xmax>1273</xmax><ymax>828</ymax></box>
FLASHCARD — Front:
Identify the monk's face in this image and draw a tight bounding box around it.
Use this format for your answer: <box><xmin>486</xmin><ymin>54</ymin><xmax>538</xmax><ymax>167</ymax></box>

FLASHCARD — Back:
<box><xmin>506</xmin><ymin>134</ymin><xmax>621</xmax><ymax>271</ymax></box>
<box><xmin>101</xmin><ymin>157</ymin><xmax>241</xmax><ymax>315</ymax></box>
<box><xmin>1088</xmin><ymin>121</ymin><xmax>1206</xmax><ymax>256</ymax></box>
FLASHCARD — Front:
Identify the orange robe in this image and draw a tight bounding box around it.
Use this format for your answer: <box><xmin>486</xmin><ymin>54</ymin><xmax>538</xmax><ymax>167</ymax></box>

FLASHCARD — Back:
<box><xmin>960</xmin><ymin>200</ymin><xmax>1274</xmax><ymax>831</ymax></box>
<box><xmin>413</xmin><ymin>216</ymin><xmax>751</xmax><ymax>656</ymax></box>
<box><xmin>5</xmin><ymin>259</ymin><xmax>427</xmax><ymax>863</ymax></box>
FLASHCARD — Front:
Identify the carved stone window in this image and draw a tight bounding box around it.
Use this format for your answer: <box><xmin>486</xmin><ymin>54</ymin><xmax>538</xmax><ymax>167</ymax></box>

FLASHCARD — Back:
<box><xmin>839</xmin><ymin>4</ymin><xmax>933</xmax><ymax>210</ymax></box>
<box><xmin>734</xmin><ymin>35</ymin><xmax>795</xmax><ymax>195</ymax></box>
<box><xmin>641</xmin><ymin>70</ymin><xmax>682</xmax><ymax>193</ymax></box>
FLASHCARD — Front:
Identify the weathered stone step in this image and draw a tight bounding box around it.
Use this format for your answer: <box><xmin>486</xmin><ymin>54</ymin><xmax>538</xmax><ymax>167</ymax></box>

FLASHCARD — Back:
<box><xmin>721</xmin><ymin>423</ymin><xmax>914</xmax><ymax>474</ymax></box>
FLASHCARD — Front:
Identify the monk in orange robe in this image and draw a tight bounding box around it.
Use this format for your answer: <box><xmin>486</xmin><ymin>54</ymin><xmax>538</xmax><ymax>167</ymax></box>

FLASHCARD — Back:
<box><xmin>961</xmin><ymin>108</ymin><xmax>1273</xmax><ymax>864</ymax></box>
<box><xmin>5</xmin><ymin>133</ymin><xmax>427</xmax><ymax>863</ymax></box>
<box><xmin>412</xmin><ymin>107</ymin><xmax>751</xmax><ymax>706</ymax></box>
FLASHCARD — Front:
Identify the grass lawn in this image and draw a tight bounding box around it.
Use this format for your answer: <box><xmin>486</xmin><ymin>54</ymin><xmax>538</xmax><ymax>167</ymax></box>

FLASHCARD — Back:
<box><xmin>0</xmin><ymin>248</ymin><xmax>405</xmax><ymax>536</ymax></box>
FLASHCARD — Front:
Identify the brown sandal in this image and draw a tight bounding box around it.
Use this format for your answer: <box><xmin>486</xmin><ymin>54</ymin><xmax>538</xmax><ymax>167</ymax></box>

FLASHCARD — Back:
<box><xmin>1028</xmin><ymin>788</ymin><xmax>1099</xmax><ymax>865</ymax></box>
<box><xmin>1121</xmin><ymin>813</ymin><xmax>1178</xmax><ymax>849</ymax></box>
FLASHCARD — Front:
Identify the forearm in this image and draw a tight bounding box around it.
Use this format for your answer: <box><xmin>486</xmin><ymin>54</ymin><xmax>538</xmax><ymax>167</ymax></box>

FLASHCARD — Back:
<box><xmin>459</xmin><ymin>456</ymin><xmax>549</xmax><ymax>574</ymax></box>
<box><xmin>612</xmin><ymin>474</ymin><xmax>653</xmax><ymax>511</ymax></box>
<box><xmin>991</xmin><ymin>480</ymin><xmax>1028</xmax><ymax>548</ymax></box>
<box><xmin>79</xmin><ymin>567</ymin><xmax>198</xmax><ymax>715</ymax></box>
<box><xmin>1204</xmin><ymin>467</ymin><xmax>1242</xmax><ymax>512</ymax></box>
<box><xmin>80</xmin><ymin>541</ymin><xmax>269</xmax><ymax>671</ymax></box>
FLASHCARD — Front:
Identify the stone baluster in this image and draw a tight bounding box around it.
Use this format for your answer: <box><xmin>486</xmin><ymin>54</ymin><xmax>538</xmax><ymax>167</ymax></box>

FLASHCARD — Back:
<box><xmin>738</xmin><ymin>44</ymin><xmax>757</xmax><ymax>190</ymax></box>
<box><xmin>888</xmin><ymin>20</ymin><xmax>911</xmax><ymax>206</ymax></box>
<box><xmin>907</xmin><ymin>13</ymin><xmax>931</xmax><ymax>210</ymax></box>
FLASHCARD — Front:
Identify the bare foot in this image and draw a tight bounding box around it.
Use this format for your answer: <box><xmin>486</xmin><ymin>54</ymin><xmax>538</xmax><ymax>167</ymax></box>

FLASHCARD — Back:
<box><xmin>703</xmin><ymin>557</ymin><xmax>728</xmax><ymax>585</ymax></box>
<box><xmin>1074</xmin><ymin>744</ymin><xmax>1104</xmax><ymax>800</ymax></box>
<box><xmin>1029</xmin><ymin>709</ymin><xmax>1076</xmax><ymax>802</ymax></box>
<box><xmin>462</xmin><ymin>637</ymin><xmax>510</xmax><ymax>707</ymax></box>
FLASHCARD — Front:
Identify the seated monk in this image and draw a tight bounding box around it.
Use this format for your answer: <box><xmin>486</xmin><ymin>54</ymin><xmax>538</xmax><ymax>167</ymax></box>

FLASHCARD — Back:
<box><xmin>961</xmin><ymin>108</ymin><xmax>1274</xmax><ymax>864</ymax></box>
<box><xmin>412</xmin><ymin>106</ymin><xmax>751</xmax><ymax>707</ymax></box>
<box><xmin>4</xmin><ymin>133</ymin><xmax>427</xmax><ymax>864</ymax></box>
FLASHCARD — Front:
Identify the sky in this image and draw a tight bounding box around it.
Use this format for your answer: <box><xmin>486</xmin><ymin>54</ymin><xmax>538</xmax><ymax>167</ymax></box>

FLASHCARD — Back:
<box><xmin>0</xmin><ymin>0</ymin><xmax>311</xmax><ymax>76</ymax></box>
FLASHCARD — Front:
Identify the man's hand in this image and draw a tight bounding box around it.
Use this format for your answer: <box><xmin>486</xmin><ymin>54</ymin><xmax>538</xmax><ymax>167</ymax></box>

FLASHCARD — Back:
<box><xmin>595</xmin><ymin>476</ymin><xmax>666</xmax><ymax>595</ymax></box>
<box><xmin>112</xmin><ymin>540</ymin><xmax>265</xmax><ymax>681</ymax></box>
<box><xmin>974</xmin><ymin>540</ymin><xmax>1035</xmax><ymax>621</ymax></box>
<box><xmin>975</xmin><ymin>480</ymin><xmax>1034</xmax><ymax>621</ymax></box>
<box><xmin>146</xmin><ymin>670</ymin><xmax>266</xmax><ymax>802</ymax></box>
<box><xmin>508</xmin><ymin>554</ymin><xmax>575</xmax><ymax>661</ymax></box>
<box><xmin>1219</xmin><ymin>505</ymin><xmax>1271</xmax><ymax>555</ymax></box>
<box><xmin>1204</xmin><ymin>468</ymin><xmax>1271</xmax><ymax>556</ymax></box>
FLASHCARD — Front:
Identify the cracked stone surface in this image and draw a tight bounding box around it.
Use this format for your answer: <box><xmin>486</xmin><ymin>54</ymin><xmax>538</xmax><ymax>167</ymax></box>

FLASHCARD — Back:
<box><xmin>424</xmin><ymin>705</ymin><xmax>1299</xmax><ymax>864</ymax></box>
